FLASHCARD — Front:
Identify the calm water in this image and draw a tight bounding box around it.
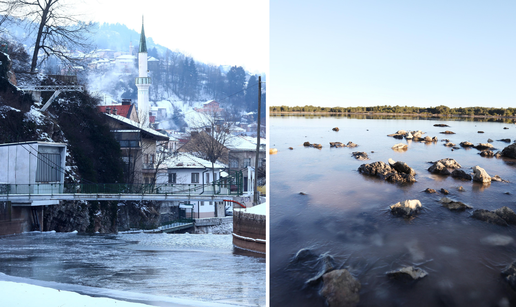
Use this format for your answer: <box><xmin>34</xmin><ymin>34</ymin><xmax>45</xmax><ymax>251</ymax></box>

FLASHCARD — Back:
<box><xmin>270</xmin><ymin>115</ymin><xmax>516</xmax><ymax>307</ymax></box>
<box><xmin>0</xmin><ymin>232</ymin><xmax>265</xmax><ymax>306</ymax></box>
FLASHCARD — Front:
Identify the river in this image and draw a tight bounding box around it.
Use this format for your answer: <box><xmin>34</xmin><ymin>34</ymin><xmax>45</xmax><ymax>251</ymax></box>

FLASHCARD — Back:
<box><xmin>0</xmin><ymin>231</ymin><xmax>265</xmax><ymax>306</ymax></box>
<box><xmin>270</xmin><ymin>114</ymin><xmax>516</xmax><ymax>306</ymax></box>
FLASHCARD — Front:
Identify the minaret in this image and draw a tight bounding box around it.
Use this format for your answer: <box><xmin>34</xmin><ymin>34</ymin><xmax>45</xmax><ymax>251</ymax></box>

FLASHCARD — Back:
<box><xmin>135</xmin><ymin>16</ymin><xmax>151</xmax><ymax>126</ymax></box>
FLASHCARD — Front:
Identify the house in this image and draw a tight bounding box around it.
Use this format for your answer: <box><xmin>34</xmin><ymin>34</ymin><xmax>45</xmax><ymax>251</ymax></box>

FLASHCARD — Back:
<box><xmin>101</xmin><ymin>113</ymin><xmax>169</xmax><ymax>184</ymax></box>
<box><xmin>226</xmin><ymin>136</ymin><xmax>266</xmax><ymax>192</ymax></box>
<box><xmin>0</xmin><ymin>141</ymin><xmax>67</xmax><ymax>234</ymax></box>
<box><xmin>194</xmin><ymin>100</ymin><xmax>224</xmax><ymax>114</ymax></box>
<box><xmin>156</xmin><ymin>153</ymin><xmax>228</xmax><ymax>218</ymax></box>
<box><xmin>97</xmin><ymin>99</ymin><xmax>139</xmax><ymax>123</ymax></box>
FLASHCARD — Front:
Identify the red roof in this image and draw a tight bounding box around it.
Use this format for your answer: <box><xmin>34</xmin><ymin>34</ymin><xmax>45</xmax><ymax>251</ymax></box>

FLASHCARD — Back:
<box><xmin>97</xmin><ymin>105</ymin><xmax>133</xmax><ymax>118</ymax></box>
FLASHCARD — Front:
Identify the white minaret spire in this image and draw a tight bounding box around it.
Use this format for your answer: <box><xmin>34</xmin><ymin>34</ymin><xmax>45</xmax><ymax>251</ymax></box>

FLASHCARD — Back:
<box><xmin>136</xmin><ymin>15</ymin><xmax>150</xmax><ymax>127</ymax></box>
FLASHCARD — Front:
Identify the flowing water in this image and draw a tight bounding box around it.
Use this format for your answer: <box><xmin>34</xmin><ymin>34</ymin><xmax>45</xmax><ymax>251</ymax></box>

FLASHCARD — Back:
<box><xmin>270</xmin><ymin>115</ymin><xmax>516</xmax><ymax>307</ymax></box>
<box><xmin>0</xmin><ymin>231</ymin><xmax>265</xmax><ymax>306</ymax></box>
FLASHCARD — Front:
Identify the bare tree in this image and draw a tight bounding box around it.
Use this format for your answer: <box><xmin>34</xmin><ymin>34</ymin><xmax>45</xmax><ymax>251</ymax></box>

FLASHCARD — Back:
<box><xmin>5</xmin><ymin>0</ymin><xmax>93</xmax><ymax>72</ymax></box>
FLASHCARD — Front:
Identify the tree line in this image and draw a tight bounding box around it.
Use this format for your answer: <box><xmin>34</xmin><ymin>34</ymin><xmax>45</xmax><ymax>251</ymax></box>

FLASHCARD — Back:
<box><xmin>270</xmin><ymin>105</ymin><xmax>516</xmax><ymax>117</ymax></box>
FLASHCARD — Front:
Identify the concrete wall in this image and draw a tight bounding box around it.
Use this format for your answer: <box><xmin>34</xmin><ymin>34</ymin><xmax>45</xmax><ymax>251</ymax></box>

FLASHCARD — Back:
<box><xmin>0</xmin><ymin>202</ymin><xmax>34</xmax><ymax>235</ymax></box>
<box><xmin>0</xmin><ymin>142</ymin><xmax>66</xmax><ymax>185</ymax></box>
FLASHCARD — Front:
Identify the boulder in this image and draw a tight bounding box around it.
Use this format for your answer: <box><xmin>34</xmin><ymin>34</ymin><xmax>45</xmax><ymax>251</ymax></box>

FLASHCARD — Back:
<box><xmin>330</xmin><ymin>142</ymin><xmax>345</xmax><ymax>148</ymax></box>
<box><xmin>502</xmin><ymin>143</ymin><xmax>516</xmax><ymax>159</ymax></box>
<box><xmin>359</xmin><ymin>161</ymin><xmax>416</xmax><ymax>183</ymax></box>
<box><xmin>460</xmin><ymin>141</ymin><xmax>474</xmax><ymax>147</ymax></box>
<box><xmin>492</xmin><ymin>175</ymin><xmax>509</xmax><ymax>183</ymax></box>
<box><xmin>388</xmin><ymin>158</ymin><xmax>416</xmax><ymax>176</ymax></box>
<box><xmin>440</xmin><ymin>130</ymin><xmax>456</xmax><ymax>134</ymax></box>
<box><xmin>494</xmin><ymin>207</ymin><xmax>516</xmax><ymax>225</ymax></box>
<box><xmin>390</xmin><ymin>199</ymin><xmax>422</xmax><ymax>217</ymax></box>
<box><xmin>440</xmin><ymin>197</ymin><xmax>472</xmax><ymax>210</ymax></box>
<box><xmin>332</xmin><ymin>127</ymin><xmax>339</xmax><ymax>131</ymax></box>
<box><xmin>480</xmin><ymin>150</ymin><xmax>494</xmax><ymax>157</ymax></box>
<box><xmin>424</xmin><ymin>188</ymin><xmax>436</xmax><ymax>193</ymax></box>
<box><xmin>405</xmin><ymin>132</ymin><xmax>413</xmax><ymax>139</ymax></box>
<box><xmin>472</xmin><ymin>166</ymin><xmax>491</xmax><ymax>183</ymax></box>
<box><xmin>444</xmin><ymin>142</ymin><xmax>456</xmax><ymax>147</ymax></box>
<box><xmin>428</xmin><ymin>161</ymin><xmax>451</xmax><ymax>175</ymax></box>
<box><xmin>303</xmin><ymin>142</ymin><xmax>311</xmax><ymax>147</ymax></box>
<box><xmin>392</xmin><ymin>143</ymin><xmax>408</xmax><ymax>151</ymax></box>
<box><xmin>437</xmin><ymin>158</ymin><xmax>462</xmax><ymax>169</ymax></box>
<box><xmin>474</xmin><ymin>143</ymin><xmax>494</xmax><ymax>150</ymax></box>
<box><xmin>352</xmin><ymin>152</ymin><xmax>369</xmax><ymax>160</ymax></box>
<box><xmin>440</xmin><ymin>188</ymin><xmax>449</xmax><ymax>195</ymax></box>
<box><xmin>320</xmin><ymin>269</ymin><xmax>361</xmax><ymax>307</ymax></box>
<box><xmin>423</xmin><ymin>136</ymin><xmax>434</xmax><ymax>143</ymax></box>
<box><xmin>502</xmin><ymin>261</ymin><xmax>516</xmax><ymax>291</ymax></box>
<box><xmin>313</xmin><ymin>143</ymin><xmax>323</xmax><ymax>149</ymax></box>
<box><xmin>386</xmin><ymin>266</ymin><xmax>428</xmax><ymax>280</ymax></box>
<box><xmin>346</xmin><ymin>142</ymin><xmax>358</xmax><ymax>148</ymax></box>
<box><xmin>472</xmin><ymin>209</ymin><xmax>508</xmax><ymax>226</ymax></box>
<box><xmin>451</xmin><ymin>169</ymin><xmax>472</xmax><ymax>181</ymax></box>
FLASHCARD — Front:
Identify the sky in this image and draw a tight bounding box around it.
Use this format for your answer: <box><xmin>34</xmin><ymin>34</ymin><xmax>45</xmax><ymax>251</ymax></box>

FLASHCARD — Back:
<box><xmin>270</xmin><ymin>0</ymin><xmax>516</xmax><ymax>108</ymax></box>
<box><xmin>73</xmin><ymin>0</ymin><xmax>269</xmax><ymax>74</ymax></box>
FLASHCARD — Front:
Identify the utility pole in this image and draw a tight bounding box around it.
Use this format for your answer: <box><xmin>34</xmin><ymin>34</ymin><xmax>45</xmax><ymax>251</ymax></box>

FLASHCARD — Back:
<box><xmin>253</xmin><ymin>76</ymin><xmax>262</xmax><ymax>206</ymax></box>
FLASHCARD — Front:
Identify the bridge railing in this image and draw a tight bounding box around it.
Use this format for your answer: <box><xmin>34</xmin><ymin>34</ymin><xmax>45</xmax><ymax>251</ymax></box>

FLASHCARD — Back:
<box><xmin>0</xmin><ymin>182</ymin><xmax>243</xmax><ymax>196</ymax></box>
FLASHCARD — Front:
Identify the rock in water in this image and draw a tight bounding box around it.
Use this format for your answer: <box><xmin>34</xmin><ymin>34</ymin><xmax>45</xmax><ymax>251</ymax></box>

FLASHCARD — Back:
<box><xmin>502</xmin><ymin>262</ymin><xmax>516</xmax><ymax>291</ymax></box>
<box><xmin>460</xmin><ymin>141</ymin><xmax>474</xmax><ymax>147</ymax></box>
<box><xmin>451</xmin><ymin>169</ymin><xmax>472</xmax><ymax>181</ymax></box>
<box><xmin>352</xmin><ymin>152</ymin><xmax>369</xmax><ymax>160</ymax></box>
<box><xmin>386</xmin><ymin>266</ymin><xmax>428</xmax><ymax>280</ymax></box>
<box><xmin>424</xmin><ymin>188</ymin><xmax>436</xmax><ymax>193</ymax></box>
<box><xmin>392</xmin><ymin>143</ymin><xmax>408</xmax><ymax>151</ymax></box>
<box><xmin>472</xmin><ymin>209</ymin><xmax>508</xmax><ymax>226</ymax></box>
<box><xmin>332</xmin><ymin>127</ymin><xmax>339</xmax><ymax>131</ymax></box>
<box><xmin>494</xmin><ymin>207</ymin><xmax>516</xmax><ymax>225</ymax></box>
<box><xmin>428</xmin><ymin>161</ymin><xmax>451</xmax><ymax>175</ymax></box>
<box><xmin>472</xmin><ymin>166</ymin><xmax>491</xmax><ymax>183</ymax></box>
<box><xmin>358</xmin><ymin>161</ymin><xmax>416</xmax><ymax>183</ymax></box>
<box><xmin>437</xmin><ymin>158</ymin><xmax>461</xmax><ymax>169</ymax></box>
<box><xmin>388</xmin><ymin>158</ymin><xmax>416</xmax><ymax>176</ymax></box>
<box><xmin>390</xmin><ymin>199</ymin><xmax>422</xmax><ymax>217</ymax></box>
<box><xmin>439</xmin><ymin>197</ymin><xmax>472</xmax><ymax>210</ymax></box>
<box><xmin>502</xmin><ymin>143</ymin><xmax>516</xmax><ymax>159</ymax></box>
<box><xmin>320</xmin><ymin>269</ymin><xmax>361</xmax><ymax>307</ymax></box>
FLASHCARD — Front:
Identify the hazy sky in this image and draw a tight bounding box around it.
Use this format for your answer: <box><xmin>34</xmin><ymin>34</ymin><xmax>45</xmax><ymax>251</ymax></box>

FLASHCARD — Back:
<box><xmin>74</xmin><ymin>0</ymin><xmax>268</xmax><ymax>74</ymax></box>
<box><xmin>270</xmin><ymin>0</ymin><xmax>516</xmax><ymax>108</ymax></box>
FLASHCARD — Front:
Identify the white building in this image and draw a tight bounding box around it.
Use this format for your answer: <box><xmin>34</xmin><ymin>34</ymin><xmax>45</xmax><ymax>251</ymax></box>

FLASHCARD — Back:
<box><xmin>156</xmin><ymin>153</ymin><xmax>228</xmax><ymax>218</ymax></box>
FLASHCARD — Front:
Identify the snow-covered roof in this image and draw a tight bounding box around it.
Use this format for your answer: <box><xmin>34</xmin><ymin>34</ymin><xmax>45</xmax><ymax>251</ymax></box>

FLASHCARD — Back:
<box><xmin>165</xmin><ymin>152</ymin><xmax>227</xmax><ymax>169</ymax></box>
<box><xmin>235</xmin><ymin>202</ymin><xmax>266</xmax><ymax>216</ymax></box>
<box><xmin>226</xmin><ymin>135</ymin><xmax>266</xmax><ymax>152</ymax></box>
<box><xmin>104</xmin><ymin>113</ymin><xmax>168</xmax><ymax>141</ymax></box>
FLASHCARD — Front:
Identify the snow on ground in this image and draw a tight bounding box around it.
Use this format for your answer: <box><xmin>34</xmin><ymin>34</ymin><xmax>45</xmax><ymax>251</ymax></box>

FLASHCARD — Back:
<box><xmin>0</xmin><ymin>281</ymin><xmax>152</xmax><ymax>307</ymax></box>
<box><xmin>235</xmin><ymin>203</ymin><xmax>266</xmax><ymax>216</ymax></box>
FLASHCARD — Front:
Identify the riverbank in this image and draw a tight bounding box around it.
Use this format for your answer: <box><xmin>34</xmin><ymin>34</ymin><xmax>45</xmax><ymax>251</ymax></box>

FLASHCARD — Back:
<box><xmin>270</xmin><ymin>111</ymin><xmax>516</xmax><ymax>121</ymax></box>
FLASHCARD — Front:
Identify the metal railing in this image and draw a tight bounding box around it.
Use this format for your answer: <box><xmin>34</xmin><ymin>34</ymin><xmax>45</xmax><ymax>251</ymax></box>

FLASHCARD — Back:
<box><xmin>0</xmin><ymin>182</ymin><xmax>243</xmax><ymax>196</ymax></box>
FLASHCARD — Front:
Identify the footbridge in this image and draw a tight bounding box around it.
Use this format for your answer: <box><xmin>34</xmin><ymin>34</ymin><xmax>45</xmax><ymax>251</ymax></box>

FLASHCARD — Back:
<box><xmin>0</xmin><ymin>182</ymin><xmax>244</xmax><ymax>204</ymax></box>
<box><xmin>18</xmin><ymin>85</ymin><xmax>84</xmax><ymax>111</ymax></box>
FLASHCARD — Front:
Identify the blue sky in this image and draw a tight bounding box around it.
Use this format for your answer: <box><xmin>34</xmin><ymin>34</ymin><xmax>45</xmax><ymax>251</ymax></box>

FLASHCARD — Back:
<box><xmin>270</xmin><ymin>1</ymin><xmax>516</xmax><ymax>108</ymax></box>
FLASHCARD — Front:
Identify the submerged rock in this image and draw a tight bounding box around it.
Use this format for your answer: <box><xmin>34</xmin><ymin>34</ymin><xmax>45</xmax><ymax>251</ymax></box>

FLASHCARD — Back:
<box><xmin>502</xmin><ymin>262</ymin><xmax>516</xmax><ymax>291</ymax></box>
<box><xmin>498</xmin><ymin>138</ymin><xmax>511</xmax><ymax>143</ymax></box>
<box><xmin>440</xmin><ymin>197</ymin><xmax>472</xmax><ymax>210</ymax></box>
<box><xmin>352</xmin><ymin>152</ymin><xmax>369</xmax><ymax>160</ymax></box>
<box><xmin>472</xmin><ymin>209</ymin><xmax>508</xmax><ymax>226</ymax></box>
<box><xmin>288</xmin><ymin>248</ymin><xmax>338</xmax><ymax>287</ymax></box>
<box><xmin>481</xmin><ymin>234</ymin><xmax>514</xmax><ymax>246</ymax></box>
<box><xmin>390</xmin><ymin>199</ymin><xmax>422</xmax><ymax>217</ymax></box>
<box><xmin>386</xmin><ymin>266</ymin><xmax>428</xmax><ymax>280</ymax></box>
<box><xmin>472</xmin><ymin>166</ymin><xmax>491</xmax><ymax>183</ymax></box>
<box><xmin>320</xmin><ymin>269</ymin><xmax>361</xmax><ymax>307</ymax></box>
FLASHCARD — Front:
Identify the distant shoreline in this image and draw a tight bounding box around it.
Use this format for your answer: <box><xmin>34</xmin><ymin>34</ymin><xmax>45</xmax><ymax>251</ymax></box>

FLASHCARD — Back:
<box><xmin>270</xmin><ymin>111</ymin><xmax>516</xmax><ymax>120</ymax></box>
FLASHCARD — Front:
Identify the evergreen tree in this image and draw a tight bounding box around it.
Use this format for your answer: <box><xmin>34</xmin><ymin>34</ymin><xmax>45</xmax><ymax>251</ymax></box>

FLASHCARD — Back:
<box><xmin>245</xmin><ymin>75</ymin><xmax>258</xmax><ymax>111</ymax></box>
<box><xmin>226</xmin><ymin>66</ymin><xmax>246</xmax><ymax>107</ymax></box>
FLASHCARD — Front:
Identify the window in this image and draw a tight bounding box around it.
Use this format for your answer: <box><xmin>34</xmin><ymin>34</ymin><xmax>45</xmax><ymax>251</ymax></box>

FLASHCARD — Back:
<box><xmin>150</xmin><ymin>154</ymin><xmax>155</xmax><ymax>164</ymax></box>
<box><xmin>191</xmin><ymin>173</ymin><xmax>199</xmax><ymax>183</ymax></box>
<box><xmin>230</xmin><ymin>159</ymin><xmax>239</xmax><ymax>168</ymax></box>
<box><xmin>206</xmin><ymin>173</ymin><xmax>210</xmax><ymax>183</ymax></box>
<box><xmin>36</xmin><ymin>152</ymin><xmax>61</xmax><ymax>182</ymax></box>
<box><xmin>168</xmin><ymin>173</ymin><xmax>176</xmax><ymax>184</ymax></box>
<box><xmin>244</xmin><ymin>158</ymin><xmax>252</xmax><ymax>167</ymax></box>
